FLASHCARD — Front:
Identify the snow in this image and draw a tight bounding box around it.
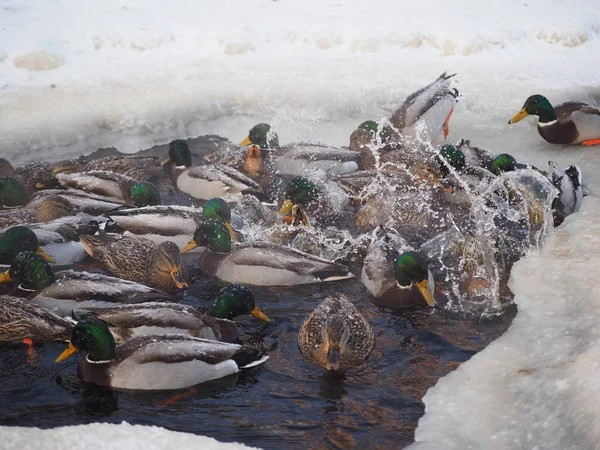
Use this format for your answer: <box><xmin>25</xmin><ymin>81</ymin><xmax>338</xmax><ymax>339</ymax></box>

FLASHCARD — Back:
<box><xmin>0</xmin><ymin>421</ymin><xmax>257</xmax><ymax>450</ymax></box>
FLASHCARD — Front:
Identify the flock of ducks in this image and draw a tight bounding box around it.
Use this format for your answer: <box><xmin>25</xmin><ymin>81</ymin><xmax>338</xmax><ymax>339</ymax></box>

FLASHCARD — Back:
<box><xmin>0</xmin><ymin>72</ymin><xmax>596</xmax><ymax>391</ymax></box>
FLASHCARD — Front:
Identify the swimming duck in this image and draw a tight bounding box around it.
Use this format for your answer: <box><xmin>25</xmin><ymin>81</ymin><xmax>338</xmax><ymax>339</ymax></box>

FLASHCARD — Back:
<box><xmin>0</xmin><ymin>177</ymin><xmax>29</xmax><ymax>208</ymax></box>
<box><xmin>546</xmin><ymin>161</ymin><xmax>583</xmax><ymax>226</ymax></box>
<box><xmin>0</xmin><ymin>226</ymin><xmax>55</xmax><ymax>264</ymax></box>
<box><xmin>0</xmin><ymin>252</ymin><xmax>171</xmax><ymax>316</ymax></box>
<box><xmin>161</xmin><ymin>140</ymin><xmax>265</xmax><ymax>202</ymax></box>
<box><xmin>240</xmin><ymin>123</ymin><xmax>280</xmax><ymax>149</ymax></box>
<box><xmin>0</xmin><ymin>195</ymin><xmax>74</xmax><ymax>229</ymax></box>
<box><xmin>298</xmin><ymin>293</ymin><xmax>374</xmax><ymax>371</ymax></box>
<box><xmin>55</xmin><ymin>318</ymin><xmax>269</xmax><ymax>390</ymax></box>
<box><xmin>82</xmin><ymin>155</ymin><xmax>162</xmax><ymax>181</ymax></box>
<box><xmin>79</xmin><ymin>234</ymin><xmax>189</xmax><ymax>293</ymax></box>
<box><xmin>508</xmin><ymin>94</ymin><xmax>600</xmax><ymax>145</ymax></box>
<box><xmin>362</xmin><ymin>226</ymin><xmax>436</xmax><ymax>308</ymax></box>
<box><xmin>181</xmin><ymin>220</ymin><xmax>353</xmax><ymax>286</ymax></box>
<box><xmin>388</xmin><ymin>72</ymin><xmax>458</xmax><ymax>143</ymax></box>
<box><xmin>82</xmin><ymin>283</ymin><xmax>270</xmax><ymax>343</ymax></box>
<box><xmin>0</xmin><ymin>295</ymin><xmax>74</xmax><ymax>343</ymax></box>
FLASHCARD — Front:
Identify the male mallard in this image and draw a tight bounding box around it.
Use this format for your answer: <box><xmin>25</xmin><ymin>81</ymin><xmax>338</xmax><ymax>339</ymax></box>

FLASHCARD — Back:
<box><xmin>0</xmin><ymin>195</ymin><xmax>74</xmax><ymax>229</ymax></box>
<box><xmin>508</xmin><ymin>94</ymin><xmax>600</xmax><ymax>145</ymax></box>
<box><xmin>0</xmin><ymin>252</ymin><xmax>170</xmax><ymax>316</ymax></box>
<box><xmin>181</xmin><ymin>220</ymin><xmax>353</xmax><ymax>286</ymax></box>
<box><xmin>298</xmin><ymin>293</ymin><xmax>374</xmax><ymax>371</ymax></box>
<box><xmin>82</xmin><ymin>155</ymin><xmax>162</xmax><ymax>181</ymax></box>
<box><xmin>240</xmin><ymin>123</ymin><xmax>280</xmax><ymax>149</ymax></box>
<box><xmin>79</xmin><ymin>234</ymin><xmax>188</xmax><ymax>293</ymax></box>
<box><xmin>26</xmin><ymin>189</ymin><xmax>124</xmax><ymax>216</ymax></box>
<box><xmin>361</xmin><ymin>226</ymin><xmax>436</xmax><ymax>308</ymax></box>
<box><xmin>82</xmin><ymin>283</ymin><xmax>270</xmax><ymax>343</ymax></box>
<box><xmin>0</xmin><ymin>177</ymin><xmax>29</xmax><ymax>208</ymax></box>
<box><xmin>546</xmin><ymin>161</ymin><xmax>583</xmax><ymax>226</ymax></box>
<box><xmin>56</xmin><ymin>171</ymin><xmax>161</xmax><ymax>207</ymax></box>
<box><xmin>0</xmin><ymin>295</ymin><xmax>74</xmax><ymax>343</ymax></box>
<box><xmin>348</xmin><ymin>120</ymin><xmax>393</xmax><ymax>169</ymax></box>
<box><xmin>55</xmin><ymin>318</ymin><xmax>269</xmax><ymax>390</ymax></box>
<box><xmin>0</xmin><ymin>226</ymin><xmax>55</xmax><ymax>264</ymax></box>
<box><xmin>389</xmin><ymin>72</ymin><xmax>458</xmax><ymax>143</ymax></box>
<box><xmin>161</xmin><ymin>140</ymin><xmax>265</xmax><ymax>202</ymax></box>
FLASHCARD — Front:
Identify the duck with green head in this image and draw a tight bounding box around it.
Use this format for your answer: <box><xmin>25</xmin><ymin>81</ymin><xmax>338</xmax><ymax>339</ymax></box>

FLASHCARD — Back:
<box><xmin>0</xmin><ymin>177</ymin><xmax>29</xmax><ymax>209</ymax></box>
<box><xmin>0</xmin><ymin>226</ymin><xmax>55</xmax><ymax>264</ymax></box>
<box><xmin>361</xmin><ymin>226</ymin><xmax>436</xmax><ymax>308</ymax></box>
<box><xmin>240</xmin><ymin>123</ymin><xmax>280</xmax><ymax>149</ymax></box>
<box><xmin>509</xmin><ymin>94</ymin><xmax>600</xmax><ymax>145</ymax></box>
<box><xmin>279</xmin><ymin>176</ymin><xmax>321</xmax><ymax>226</ymax></box>
<box><xmin>181</xmin><ymin>220</ymin><xmax>353</xmax><ymax>286</ymax></box>
<box><xmin>55</xmin><ymin>318</ymin><xmax>269</xmax><ymax>390</ymax></box>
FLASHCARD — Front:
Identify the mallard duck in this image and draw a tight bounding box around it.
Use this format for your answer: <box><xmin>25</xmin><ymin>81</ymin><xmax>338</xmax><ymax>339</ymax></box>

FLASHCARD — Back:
<box><xmin>361</xmin><ymin>226</ymin><xmax>436</xmax><ymax>308</ymax></box>
<box><xmin>79</xmin><ymin>234</ymin><xmax>188</xmax><ymax>293</ymax></box>
<box><xmin>28</xmin><ymin>189</ymin><xmax>124</xmax><ymax>215</ymax></box>
<box><xmin>0</xmin><ymin>226</ymin><xmax>55</xmax><ymax>264</ymax></box>
<box><xmin>274</xmin><ymin>143</ymin><xmax>361</xmax><ymax>177</ymax></box>
<box><xmin>0</xmin><ymin>252</ymin><xmax>171</xmax><ymax>316</ymax></box>
<box><xmin>82</xmin><ymin>283</ymin><xmax>270</xmax><ymax>343</ymax></box>
<box><xmin>55</xmin><ymin>318</ymin><xmax>269</xmax><ymax>390</ymax></box>
<box><xmin>56</xmin><ymin>171</ymin><xmax>161</xmax><ymax>207</ymax></box>
<box><xmin>388</xmin><ymin>72</ymin><xmax>458</xmax><ymax>143</ymax></box>
<box><xmin>0</xmin><ymin>295</ymin><xmax>74</xmax><ymax>343</ymax></box>
<box><xmin>508</xmin><ymin>94</ymin><xmax>600</xmax><ymax>145</ymax></box>
<box><xmin>298</xmin><ymin>293</ymin><xmax>374</xmax><ymax>371</ymax></box>
<box><xmin>348</xmin><ymin>120</ymin><xmax>393</xmax><ymax>169</ymax></box>
<box><xmin>0</xmin><ymin>177</ymin><xmax>29</xmax><ymax>208</ymax></box>
<box><xmin>82</xmin><ymin>155</ymin><xmax>162</xmax><ymax>181</ymax></box>
<box><xmin>181</xmin><ymin>220</ymin><xmax>353</xmax><ymax>286</ymax></box>
<box><xmin>547</xmin><ymin>161</ymin><xmax>583</xmax><ymax>226</ymax></box>
<box><xmin>240</xmin><ymin>123</ymin><xmax>280</xmax><ymax>149</ymax></box>
<box><xmin>0</xmin><ymin>195</ymin><xmax>74</xmax><ymax>229</ymax></box>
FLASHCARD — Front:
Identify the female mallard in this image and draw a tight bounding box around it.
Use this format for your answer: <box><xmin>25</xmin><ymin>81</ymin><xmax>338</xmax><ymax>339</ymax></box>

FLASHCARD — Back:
<box><xmin>55</xmin><ymin>318</ymin><xmax>269</xmax><ymax>390</ymax></box>
<box><xmin>81</xmin><ymin>284</ymin><xmax>270</xmax><ymax>343</ymax></box>
<box><xmin>0</xmin><ymin>252</ymin><xmax>170</xmax><ymax>316</ymax></box>
<box><xmin>388</xmin><ymin>72</ymin><xmax>458</xmax><ymax>143</ymax></box>
<box><xmin>0</xmin><ymin>295</ymin><xmax>74</xmax><ymax>343</ymax></box>
<box><xmin>0</xmin><ymin>195</ymin><xmax>73</xmax><ymax>229</ymax></box>
<box><xmin>56</xmin><ymin>171</ymin><xmax>161</xmax><ymax>207</ymax></box>
<box><xmin>161</xmin><ymin>140</ymin><xmax>265</xmax><ymax>202</ymax></box>
<box><xmin>181</xmin><ymin>220</ymin><xmax>353</xmax><ymax>286</ymax></box>
<box><xmin>361</xmin><ymin>226</ymin><xmax>436</xmax><ymax>308</ymax></box>
<box><xmin>0</xmin><ymin>226</ymin><xmax>55</xmax><ymax>264</ymax></box>
<box><xmin>79</xmin><ymin>234</ymin><xmax>188</xmax><ymax>293</ymax></box>
<box><xmin>298</xmin><ymin>293</ymin><xmax>374</xmax><ymax>371</ymax></box>
<box><xmin>508</xmin><ymin>94</ymin><xmax>600</xmax><ymax>145</ymax></box>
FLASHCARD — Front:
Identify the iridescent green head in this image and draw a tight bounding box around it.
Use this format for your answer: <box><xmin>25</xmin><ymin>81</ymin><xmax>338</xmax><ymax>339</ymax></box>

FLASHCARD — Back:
<box><xmin>0</xmin><ymin>177</ymin><xmax>28</xmax><ymax>208</ymax></box>
<box><xmin>394</xmin><ymin>252</ymin><xmax>436</xmax><ymax>307</ymax></box>
<box><xmin>490</xmin><ymin>153</ymin><xmax>517</xmax><ymax>175</ymax></box>
<box><xmin>241</xmin><ymin>123</ymin><xmax>280</xmax><ymax>149</ymax></box>
<box><xmin>279</xmin><ymin>176</ymin><xmax>320</xmax><ymax>216</ymax></box>
<box><xmin>509</xmin><ymin>95</ymin><xmax>557</xmax><ymax>124</ymax></box>
<box><xmin>55</xmin><ymin>319</ymin><xmax>117</xmax><ymax>363</ymax></box>
<box><xmin>130</xmin><ymin>181</ymin><xmax>161</xmax><ymax>207</ymax></box>
<box><xmin>208</xmin><ymin>283</ymin><xmax>270</xmax><ymax>322</ymax></box>
<box><xmin>0</xmin><ymin>251</ymin><xmax>55</xmax><ymax>290</ymax></box>
<box><xmin>181</xmin><ymin>220</ymin><xmax>231</xmax><ymax>254</ymax></box>
<box><xmin>437</xmin><ymin>145</ymin><xmax>465</xmax><ymax>176</ymax></box>
<box><xmin>162</xmin><ymin>139</ymin><xmax>192</xmax><ymax>167</ymax></box>
<box><xmin>358</xmin><ymin>120</ymin><xmax>391</xmax><ymax>143</ymax></box>
<box><xmin>202</xmin><ymin>198</ymin><xmax>232</xmax><ymax>223</ymax></box>
<box><xmin>0</xmin><ymin>227</ymin><xmax>55</xmax><ymax>264</ymax></box>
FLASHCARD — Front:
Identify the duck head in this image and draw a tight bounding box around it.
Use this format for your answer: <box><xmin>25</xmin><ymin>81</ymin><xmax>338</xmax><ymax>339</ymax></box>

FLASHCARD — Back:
<box><xmin>0</xmin><ymin>251</ymin><xmax>55</xmax><ymax>290</ymax></box>
<box><xmin>0</xmin><ymin>177</ymin><xmax>28</xmax><ymax>208</ymax></box>
<box><xmin>162</xmin><ymin>139</ymin><xmax>192</xmax><ymax>168</ymax></box>
<box><xmin>0</xmin><ymin>227</ymin><xmax>55</xmax><ymax>264</ymax></box>
<box><xmin>181</xmin><ymin>220</ymin><xmax>232</xmax><ymax>254</ymax></box>
<box><xmin>208</xmin><ymin>283</ymin><xmax>270</xmax><ymax>323</ymax></box>
<box><xmin>55</xmin><ymin>318</ymin><xmax>117</xmax><ymax>363</ymax></box>
<box><xmin>240</xmin><ymin>123</ymin><xmax>279</xmax><ymax>149</ymax></box>
<box><xmin>509</xmin><ymin>95</ymin><xmax>557</xmax><ymax>124</ymax></box>
<box><xmin>130</xmin><ymin>181</ymin><xmax>161</xmax><ymax>207</ymax></box>
<box><xmin>202</xmin><ymin>197</ymin><xmax>237</xmax><ymax>241</ymax></box>
<box><xmin>394</xmin><ymin>252</ymin><xmax>436</xmax><ymax>307</ymax></box>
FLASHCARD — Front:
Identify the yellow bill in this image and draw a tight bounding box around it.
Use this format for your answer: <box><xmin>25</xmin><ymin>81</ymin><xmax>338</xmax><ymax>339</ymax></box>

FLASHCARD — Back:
<box><xmin>509</xmin><ymin>108</ymin><xmax>529</xmax><ymax>124</ymax></box>
<box><xmin>160</xmin><ymin>156</ymin><xmax>172</xmax><ymax>166</ymax></box>
<box><xmin>416</xmin><ymin>279</ymin><xmax>437</xmax><ymax>307</ymax></box>
<box><xmin>279</xmin><ymin>199</ymin><xmax>293</xmax><ymax>216</ymax></box>
<box><xmin>55</xmin><ymin>342</ymin><xmax>78</xmax><ymax>363</ymax></box>
<box><xmin>251</xmin><ymin>305</ymin><xmax>271</xmax><ymax>323</ymax></box>
<box><xmin>36</xmin><ymin>246</ymin><xmax>56</xmax><ymax>263</ymax></box>
<box><xmin>180</xmin><ymin>238</ymin><xmax>198</xmax><ymax>254</ymax></box>
<box><xmin>239</xmin><ymin>136</ymin><xmax>252</xmax><ymax>146</ymax></box>
<box><xmin>0</xmin><ymin>270</ymin><xmax>11</xmax><ymax>283</ymax></box>
<box><xmin>170</xmin><ymin>266</ymin><xmax>188</xmax><ymax>289</ymax></box>
<box><xmin>224</xmin><ymin>222</ymin><xmax>238</xmax><ymax>242</ymax></box>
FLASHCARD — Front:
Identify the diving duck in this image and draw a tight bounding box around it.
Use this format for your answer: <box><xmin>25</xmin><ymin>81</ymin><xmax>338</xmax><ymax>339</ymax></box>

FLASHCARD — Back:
<box><xmin>0</xmin><ymin>226</ymin><xmax>55</xmax><ymax>264</ymax></box>
<box><xmin>79</xmin><ymin>234</ymin><xmax>189</xmax><ymax>293</ymax></box>
<box><xmin>181</xmin><ymin>220</ymin><xmax>354</xmax><ymax>286</ymax></box>
<box><xmin>388</xmin><ymin>72</ymin><xmax>458</xmax><ymax>144</ymax></box>
<box><xmin>0</xmin><ymin>252</ymin><xmax>170</xmax><ymax>316</ymax></box>
<box><xmin>361</xmin><ymin>226</ymin><xmax>436</xmax><ymax>308</ymax></box>
<box><xmin>161</xmin><ymin>139</ymin><xmax>265</xmax><ymax>202</ymax></box>
<box><xmin>508</xmin><ymin>94</ymin><xmax>600</xmax><ymax>145</ymax></box>
<box><xmin>81</xmin><ymin>283</ymin><xmax>270</xmax><ymax>343</ymax></box>
<box><xmin>0</xmin><ymin>195</ymin><xmax>74</xmax><ymax>229</ymax></box>
<box><xmin>55</xmin><ymin>318</ymin><xmax>269</xmax><ymax>390</ymax></box>
<box><xmin>547</xmin><ymin>161</ymin><xmax>583</xmax><ymax>226</ymax></box>
<box><xmin>298</xmin><ymin>293</ymin><xmax>374</xmax><ymax>371</ymax></box>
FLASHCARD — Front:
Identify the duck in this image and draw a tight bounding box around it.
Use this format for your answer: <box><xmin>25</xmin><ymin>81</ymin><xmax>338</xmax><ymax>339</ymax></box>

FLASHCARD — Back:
<box><xmin>0</xmin><ymin>177</ymin><xmax>29</xmax><ymax>208</ymax></box>
<box><xmin>0</xmin><ymin>159</ymin><xmax>82</xmax><ymax>195</ymax></box>
<box><xmin>0</xmin><ymin>252</ymin><xmax>171</xmax><ymax>316</ymax></box>
<box><xmin>273</xmin><ymin>142</ymin><xmax>361</xmax><ymax>177</ymax></box>
<box><xmin>81</xmin><ymin>283</ymin><xmax>270</xmax><ymax>343</ymax></box>
<box><xmin>0</xmin><ymin>295</ymin><xmax>74</xmax><ymax>343</ymax></box>
<box><xmin>181</xmin><ymin>220</ymin><xmax>354</xmax><ymax>286</ymax></box>
<box><xmin>298</xmin><ymin>293</ymin><xmax>374</xmax><ymax>371</ymax></box>
<box><xmin>55</xmin><ymin>171</ymin><xmax>161</xmax><ymax>207</ymax></box>
<box><xmin>239</xmin><ymin>123</ymin><xmax>280</xmax><ymax>149</ymax></box>
<box><xmin>54</xmin><ymin>318</ymin><xmax>269</xmax><ymax>390</ymax></box>
<box><xmin>27</xmin><ymin>189</ymin><xmax>125</xmax><ymax>216</ymax></box>
<box><xmin>546</xmin><ymin>161</ymin><xmax>583</xmax><ymax>226</ymax></box>
<box><xmin>361</xmin><ymin>225</ymin><xmax>436</xmax><ymax>308</ymax></box>
<box><xmin>348</xmin><ymin>120</ymin><xmax>393</xmax><ymax>169</ymax></box>
<box><xmin>0</xmin><ymin>226</ymin><xmax>55</xmax><ymax>264</ymax></box>
<box><xmin>508</xmin><ymin>94</ymin><xmax>600</xmax><ymax>145</ymax></box>
<box><xmin>388</xmin><ymin>72</ymin><xmax>459</xmax><ymax>144</ymax></box>
<box><xmin>79</xmin><ymin>234</ymin><xmax>189</xmax><ymax>293</ymax></box>
<box><xmin>81</xmin><ymin>155</ymin><xmax>162</xmax><ymax>181</ymax></box>
<box><xmin>0</xmin><ymin>195</ymin><xmax>74</xmax><ymax>229</ymax></box>
<box><xmin>161</xmin><ymin>140</ymin><xmax>265</xmax><ymax>202</ymax></box>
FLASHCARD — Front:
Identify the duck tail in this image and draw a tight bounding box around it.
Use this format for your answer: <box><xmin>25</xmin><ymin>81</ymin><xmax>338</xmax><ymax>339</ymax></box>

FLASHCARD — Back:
<box><xmin>232</xmin><ymin>347</ymin><xmax>269</xmax><ymax>369</ymax></box>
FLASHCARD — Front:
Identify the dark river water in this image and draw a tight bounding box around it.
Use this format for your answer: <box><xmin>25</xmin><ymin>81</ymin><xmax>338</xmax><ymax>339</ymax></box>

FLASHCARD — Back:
<box><xmin>0</xmin><ymin>137</ymin><xmax>516</xmax><ymax>449</ymax></box>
